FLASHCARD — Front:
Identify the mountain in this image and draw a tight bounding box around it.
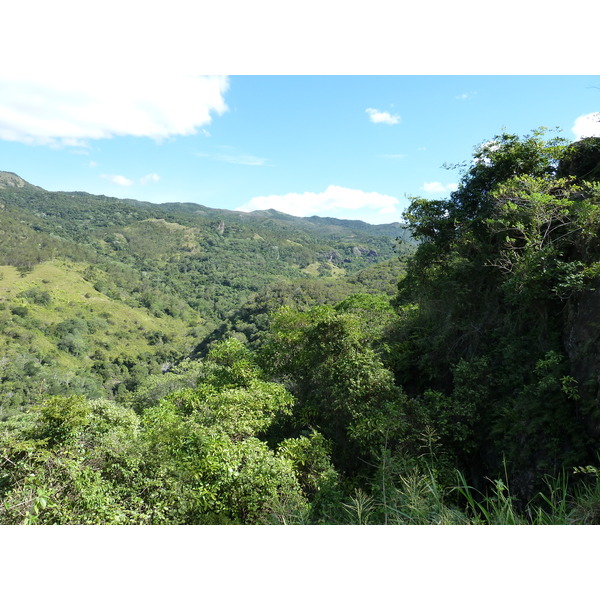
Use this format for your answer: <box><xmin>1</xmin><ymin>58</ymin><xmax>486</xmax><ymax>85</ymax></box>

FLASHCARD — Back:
<box><xmin>0</xmin><ymin>172</ymin><xmax>412</xmax><ymax>415</ymax></box>
<box><xmin>0</xmin><ymin>172</ymin><xmax>30</xmax><ymax>189</ymax></box>
<box><xmin>0</xmin><ymin>172</ymin><xmax>412</xmax><ymax>306</ymax></box>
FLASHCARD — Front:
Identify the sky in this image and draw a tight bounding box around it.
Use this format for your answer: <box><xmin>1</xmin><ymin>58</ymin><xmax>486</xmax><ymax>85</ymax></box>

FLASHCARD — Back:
<box><xmin>0</xmin><ymin>3</ymin><xmax>599</xmax><ymax>225</ymax></box>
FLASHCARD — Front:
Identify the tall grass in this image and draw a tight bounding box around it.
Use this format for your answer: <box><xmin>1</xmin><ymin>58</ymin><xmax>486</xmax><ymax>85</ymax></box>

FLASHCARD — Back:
<box><xmin>346</xmin><ymin>454</ymin><xmax>600</xmax><ymax>525</ymax></box>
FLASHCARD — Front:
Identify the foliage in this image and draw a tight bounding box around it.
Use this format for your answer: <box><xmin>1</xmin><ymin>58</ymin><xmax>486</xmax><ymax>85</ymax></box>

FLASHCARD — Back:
<box><xmin>132</xmin><ymin>338</ymin><xmax>310</xmax><ymax>523</ymax></box>
<box><xmin>396</xmin><ymin>131</ymin><xmax>600</xmax><ymax>495</ymax></box>
<box><xmin>35</xmin><ymin>394</ymin><xmax>92</xmax><ymax>444</ymax></box>
<box><xmin>0</xmin><ymin>174</ymin><xmax>409</xmax><ymax>414</ymax></box>
<box><xmin>262</xmin><ymin>304</ymin><xmax>414</xmax><ymax>473</ymax></box>
<box><xmin>2</xmin><ymin>132</ymin><xmax>600</xmax><ymax>525</ymax></box>
<box><xmin>277</xmin><ymin>431</ymin><xmax>344</xmax><ymax>523</ymax></box>
<box><xmin>0</xmin><ymin>341</ymin><xmax>314</xmax><ymax>524</ymax></box>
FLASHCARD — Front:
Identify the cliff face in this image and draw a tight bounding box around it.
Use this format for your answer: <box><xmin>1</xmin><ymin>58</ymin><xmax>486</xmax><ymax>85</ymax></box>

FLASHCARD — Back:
<box><xmin>563</xmin><ymin>286</ymin><xmax>600</xmax><ymax>438</ymax></box>
<box><xmin>557</xmin><ymin>136</ymin><xmax>600</xmax><ymax>182</ymax></box>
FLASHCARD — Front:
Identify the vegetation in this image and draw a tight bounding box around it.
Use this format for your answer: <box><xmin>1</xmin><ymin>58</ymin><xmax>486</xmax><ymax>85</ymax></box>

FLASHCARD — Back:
<box><xmin>2</xmin><ymin>130</ymin><xmax>600</xmax><ymax>524</ymax></box>
<box><xmin>0</xmin><ymin>177</ymin><xmax>409</xmax><ymax>414</ymax></box>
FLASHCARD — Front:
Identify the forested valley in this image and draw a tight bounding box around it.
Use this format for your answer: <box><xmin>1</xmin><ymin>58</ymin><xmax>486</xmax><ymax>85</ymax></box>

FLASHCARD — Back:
<box><xmin>2</xmin><ymin>129</ymin><xmax>600</xmax><ymax>525</ymax></box>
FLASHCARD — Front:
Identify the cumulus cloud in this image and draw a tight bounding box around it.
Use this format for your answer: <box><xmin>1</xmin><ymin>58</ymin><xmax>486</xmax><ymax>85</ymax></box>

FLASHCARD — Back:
<box><xmin>0</xmin><ymin>4</ymin><xmax>231</xmax><ymax>147</ymax></box>
<box><xmin>140</xmin><ymin>173</ymin><xmax>160</xmax><ymax>185</ymax></box>
<box><xmin>236</xmin><ymin>185</ymin><xmax>401</xmax><ymax>222</ymax></box>
<box><xmin>101</xmin><ymin>174</ymin><xmax>133</xmax><ymax>187</ymax></box>
<box><xmin>572</xmin><ymin>112</ymin><xmax>600</xmax><ymax>140</ymax></box>
<box><xmin>422</xmin><ymin>181</ymin><xmax>458</xmax><ymax>194</ymax></box>
<box><xmin>366</xmin><ymin>108</ymin><xmax>401</xmax><ymax>125</ymax></box>
<box><xmin>0</xmin><ymin>73</ymin><xmax>229</xmax><ymax>147</ymax></box>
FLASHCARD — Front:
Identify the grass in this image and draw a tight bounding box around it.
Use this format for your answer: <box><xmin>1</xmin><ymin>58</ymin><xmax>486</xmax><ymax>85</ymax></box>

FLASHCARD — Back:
<box><xmin>340</xmin><ymin>454</ymin><xmax>600</xmax><ymax>525</ymax></box>
<box><xmin>302</xmin><ymin>262</ymin><xmax>347</xmax><ymax>277</ymax></box>
<box><xmin>0</xmin><ymin>259</ymin><xmax>198</xmax><ymax>365</ymax></box>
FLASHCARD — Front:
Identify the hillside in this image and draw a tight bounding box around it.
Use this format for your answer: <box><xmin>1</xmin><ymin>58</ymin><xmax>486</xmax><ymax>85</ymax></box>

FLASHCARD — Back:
<box><xmin>0</xmin><ymin>172</ymin><xmax>412</xmax><ymax>413</ymax></box>
<box><xmin>0</xmin><ymin>172</ymin><xmax>411</xmax><ymax>302</ymax></box>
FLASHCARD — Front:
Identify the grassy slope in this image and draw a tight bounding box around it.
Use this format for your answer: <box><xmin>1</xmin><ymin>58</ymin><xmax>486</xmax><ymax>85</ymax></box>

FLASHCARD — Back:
<box><xmin>0</xmin><ymin>260</ymin><xmax>201</xmax><ymax>415</ymax></box>
<box><xmin>0</xmin><ymin>260</ymin><xmax>196</xmax><ymax>354</ymax></box>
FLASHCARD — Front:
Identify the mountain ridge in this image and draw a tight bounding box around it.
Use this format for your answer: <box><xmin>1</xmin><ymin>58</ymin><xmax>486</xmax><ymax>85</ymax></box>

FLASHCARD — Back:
<box><xmin>0</xmin><ymin>171</ymin><xmax>406</xmax><ymax>232</ymax></box>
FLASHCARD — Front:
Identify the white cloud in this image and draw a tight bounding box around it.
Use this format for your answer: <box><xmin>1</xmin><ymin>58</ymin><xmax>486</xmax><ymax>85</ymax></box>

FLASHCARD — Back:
<box><xmin>366</xmin><ymin>108</ymin><xmax>401</xmax><ymax>125</ymax></box>
<box><xmin>422</xmin><ymin>181</ymin><xmax>458</xmax><ymax>193</ymax></box>
<box><xmin>572</xmin><ymin>112</ymin><xmax>600</xmax><ymax>140</ymax></box>
<box><xmin>0</xmin><ymin>72</ymin><xmax>229</xmax><ymax>147</ymax></box>
<box><xmin>236</xmin><ymin>185</ymin><xmax>401</xmax><ymax>223</ymax></box>
<box><xmin>101</xmin><ymin>174</ymin><xmax>133</xmax><ymax>187</ymax></box>
<box><xmin>471</xmin><ymin>140</ymin><xmax>504</xmax><ymax>166</ymax></box>
<box><xmin>0</xmin><ymin>5</ymin><xmax>231</xmax><ymax>149</ymax></box>
<box><xmin>140</xmin><ymin>173</ymin><xmax>160</xmax><ymax>185</ymax></box>
<box><xmin>89</xmin><ymin>161</ymin><xmax>98</xmax><ymax>168</ymax></box>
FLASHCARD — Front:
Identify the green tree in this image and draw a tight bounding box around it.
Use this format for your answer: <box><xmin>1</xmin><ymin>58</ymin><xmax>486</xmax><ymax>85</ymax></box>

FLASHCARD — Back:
<box><xmin>139</xmin><ymin>339</ymin><xmax>309</xmax><ymax>523</ymax></box>
<box><xmin>263</xmin><ymin>305</ymin><xmax>414</xmax><ymax>473</ymax></box>
<box><xmin>396</xmin><ymin>130</ymin><xmax>599</xmax><ymax>496</ymax></box>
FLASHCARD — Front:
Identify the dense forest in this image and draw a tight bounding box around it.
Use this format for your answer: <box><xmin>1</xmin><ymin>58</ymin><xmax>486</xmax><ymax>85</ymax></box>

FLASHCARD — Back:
<box><xmin>2</xmin><ymin>129</ymin><xmax>600</xmax><ymax>524</ymax></box>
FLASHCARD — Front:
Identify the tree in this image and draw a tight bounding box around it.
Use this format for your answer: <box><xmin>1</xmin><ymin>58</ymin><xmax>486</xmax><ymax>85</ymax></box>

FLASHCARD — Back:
<box><xmin>263</xmin><ymin>305</ymin><xmax>414</xmax><ymax>473</ymax></box>
<box><xmin>396</xmin><ymin>130</ymin><xmax>600</xmax><ymax>495</ymax></box>
<box><xmin>139</xmin><ymin>338</ymin><xmax>309</xmax><ymax>523</ymax></box>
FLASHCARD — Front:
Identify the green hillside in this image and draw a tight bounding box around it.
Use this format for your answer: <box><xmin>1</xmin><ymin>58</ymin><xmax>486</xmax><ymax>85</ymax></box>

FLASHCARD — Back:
<box><xmin>0</xmin><ymin>173</ymin><xmax>410</xmax><ymax>414</ymax></box>
<box><xmin>0</xmin><ymin>260</ymin><xmax>201</xmax><ymax>417</ymax></box>
<box><xmin>0</xmin><ymin>173</ymin><xmax>411</xmax><ymax>322</ymax></box>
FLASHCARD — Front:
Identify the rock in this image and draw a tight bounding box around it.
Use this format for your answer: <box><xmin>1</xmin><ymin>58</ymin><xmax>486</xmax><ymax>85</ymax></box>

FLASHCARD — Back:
<box><xmin>0</xmin><ymin>171</ymin><xmax>27</xmax><ymax>188</ymax></box>
<box><xmin>557</xmin><ymin>136</ymin><xmax>600</xmax><ymax>182</ymax></box>
<box><xmin>563</xmin><ymin>286</ymin><xmax>600</xmax><ymax>436</ymax></box>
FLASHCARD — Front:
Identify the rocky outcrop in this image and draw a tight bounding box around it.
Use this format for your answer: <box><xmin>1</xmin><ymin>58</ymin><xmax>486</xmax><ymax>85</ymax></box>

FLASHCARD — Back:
<box><xmin>0</xmin><ymin>171</ymin><xmax>27</xmax><ymax>188</ymax></box>
<box><xmin>557</xmin><ymin>136</ymin><xmax>600</xmax><ymax>182</ymax></box>
<box><xmin>563</xmin><ymin>285</ymin><xmax>600</xmax><ymax>437</ymax></box>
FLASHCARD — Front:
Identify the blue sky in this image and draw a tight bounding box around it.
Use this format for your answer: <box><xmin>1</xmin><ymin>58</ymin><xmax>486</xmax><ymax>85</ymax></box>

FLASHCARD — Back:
<box><xmin>1</xmin><ymin>4</ymin><xmax>599</xmax><ymax>224</ymax></box>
